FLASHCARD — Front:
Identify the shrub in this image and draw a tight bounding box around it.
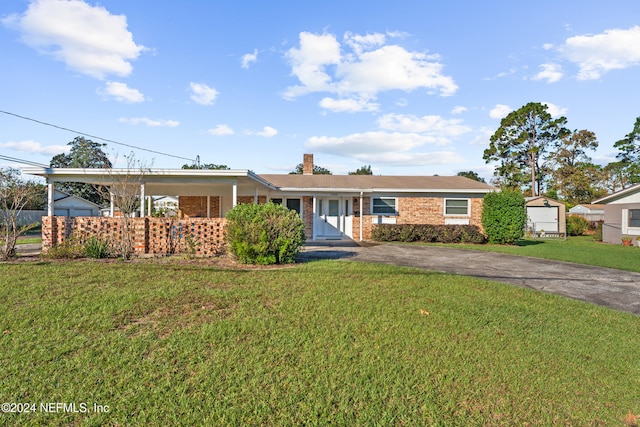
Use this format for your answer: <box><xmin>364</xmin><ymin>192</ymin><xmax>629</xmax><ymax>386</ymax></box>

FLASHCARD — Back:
<box><xmin>593</xmin><ymin>221</ymin><xmax>603</xmax><ymax>242</ymax></box>
<box><xmin>84</xmin><ymin>236</ymin><xmax>111</xmax><ymax>258</ymax></box>
<box><xmin>45</xmin><ymin>235</ymin><xmax>85</xmax><ymax>259</ymax></box>
<box><xmin>371</xmin><ymin>224</ymin><xmax>486</xmax><ymax>244</ymax></box>
<box><xmin>224</xmin><ymin>202</ymin><xmax>306</xmax><ymax>264</ymax></box>
<box><xmin>481</xmin><ymin>190</ymin><xmax>527</xmax><ymax>244</ymax></box>
<box><xmin>566</xmin><ymin>215</ymin><xmax>590</xmax><ymax>236</ymax></box>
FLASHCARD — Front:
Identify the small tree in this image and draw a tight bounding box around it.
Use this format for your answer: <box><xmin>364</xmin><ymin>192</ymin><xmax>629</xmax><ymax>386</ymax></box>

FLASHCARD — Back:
<box><xmin>100</xmin><ymin>153</ymin><xmax>151</xmax><ymax>260</ymax></box>
<box><xmin>289</xmin><ymin>164</ymin><xmax>332</xmax><ymax>175</ymax></box>
<box><xmin>225</xmin><ymin>202</ymin><xmax>306</xmax><ymax>264</ymax></box>
<box><xmin>481</xmin><ymin>190</ymin><xmax>527</xmax><ymax>244</ymax></box>
<box><xmin>0</xmin><ymin>168</ymin><xmax>41</xmax><ymax>260</ymax></box>
<box><xmin>349</xmin><ymin>165</ymin><xmax>373</xmax><ymax>175</ymax></box>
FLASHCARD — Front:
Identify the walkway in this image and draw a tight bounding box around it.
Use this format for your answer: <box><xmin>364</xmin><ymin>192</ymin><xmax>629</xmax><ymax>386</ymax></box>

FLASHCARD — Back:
<box><xmin>301</xmin><ymin>242</ymin><xmax>640</xmax><ymax>316</ymax></box>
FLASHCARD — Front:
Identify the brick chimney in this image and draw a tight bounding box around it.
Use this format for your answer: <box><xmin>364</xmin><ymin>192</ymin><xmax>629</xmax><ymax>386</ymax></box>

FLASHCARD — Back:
<box><xmin>303</xmin><ymin>153</ymin><xmax>314</xmax><ymax>175</ymax></box>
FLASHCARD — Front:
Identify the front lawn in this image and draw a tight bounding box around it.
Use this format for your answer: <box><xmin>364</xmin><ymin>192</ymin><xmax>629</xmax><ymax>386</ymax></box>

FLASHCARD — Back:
<box><xmin>1</xmin><ymin>259</ymin><xmax>639</xmax><ymax>425</ymax></box>
<box><xmin>435</xmin><ymin>235</ymin><xmax>640</xmax><ymax>273</ymax></box>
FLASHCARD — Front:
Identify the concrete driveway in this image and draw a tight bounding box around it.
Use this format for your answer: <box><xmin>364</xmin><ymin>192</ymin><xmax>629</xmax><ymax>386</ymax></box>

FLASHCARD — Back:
<box><xmin>301</xmin><ymin>242</ymin><xmax>640</xmax><ymax>316</ymax></box>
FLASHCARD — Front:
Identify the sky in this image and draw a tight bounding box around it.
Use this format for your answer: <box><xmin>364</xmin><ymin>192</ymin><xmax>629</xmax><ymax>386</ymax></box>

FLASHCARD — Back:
<box><xmin>1</xmin><ymin>0</ymin><xmax>640</xmax><ymax>181</ymax></box>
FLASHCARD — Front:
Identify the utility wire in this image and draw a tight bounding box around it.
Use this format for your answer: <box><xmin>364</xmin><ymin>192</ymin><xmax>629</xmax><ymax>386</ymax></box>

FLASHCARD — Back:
<box><xmin>0</xmin><ymin>109</ymin><xmax>197</xmax><ymax>163</ymax></box>
<box><xmin>0</xmin><ymin>154</ymin><xmax>48</xmax><ymax>168</ymax></box>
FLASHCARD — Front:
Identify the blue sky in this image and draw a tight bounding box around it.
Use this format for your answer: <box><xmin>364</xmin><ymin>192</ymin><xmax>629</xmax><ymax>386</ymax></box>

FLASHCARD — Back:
<box><xmin>1</xmin><ymin>0</ymin><xmax>640</xmax><ymax>180</ymax></box>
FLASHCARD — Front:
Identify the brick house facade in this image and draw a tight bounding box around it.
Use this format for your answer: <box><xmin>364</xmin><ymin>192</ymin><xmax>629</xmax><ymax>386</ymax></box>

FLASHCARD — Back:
<box><xmin>24</xmin><ymin>154</ymin><xmax>495</xmax><ymax>255</ymax></box>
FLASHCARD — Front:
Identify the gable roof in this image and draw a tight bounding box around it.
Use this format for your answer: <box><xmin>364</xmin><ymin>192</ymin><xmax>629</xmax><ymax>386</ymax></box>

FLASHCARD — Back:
<box><xmin>570</xmin><ymin>204</ymin><xmax>605</xmax><ymax>211</ymax></box>
<box><xmin>259</xmin><ymin>174</ymin><xmax>494</xmax><ymax>193</ymax></box>
<box><xmin>593</xmin><ymin>182</ymin><xmax>640</xmax><ymax>204</ymax></box>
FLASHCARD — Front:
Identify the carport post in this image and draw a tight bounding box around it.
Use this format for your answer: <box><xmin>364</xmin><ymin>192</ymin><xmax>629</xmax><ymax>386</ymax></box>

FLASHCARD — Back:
<box><xmin>359</xmin><ymin>191</ymin><xmax>363</xmax><ymax>241</ymax></box>
<box><xmin>140</xmin><ymin>183</ymin><xmax>146</xmax><ymax>217</ymax></box>
<box><xmin>47</xmin><ymin>181</ymin><xmax>54</xmax><ymax>217</ymax></box>
<box><xmin>232</xmin><ymin>179</ymin><xmax>237</xmax><ymax>207</ymax></box>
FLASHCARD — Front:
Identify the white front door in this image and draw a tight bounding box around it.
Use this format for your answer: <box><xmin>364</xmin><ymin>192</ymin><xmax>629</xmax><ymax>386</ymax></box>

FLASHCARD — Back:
<box><xmin>316</xmin><ymin>198</ymin><xmax>344</xmax><ymax>238</ymax></box>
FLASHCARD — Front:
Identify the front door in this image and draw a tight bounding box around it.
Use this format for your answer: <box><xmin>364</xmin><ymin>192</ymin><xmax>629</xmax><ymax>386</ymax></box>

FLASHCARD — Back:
<box><xmin>317</xmin><ymin>198</ymin><xmax>343</xmax><ymax>238</ymax></box>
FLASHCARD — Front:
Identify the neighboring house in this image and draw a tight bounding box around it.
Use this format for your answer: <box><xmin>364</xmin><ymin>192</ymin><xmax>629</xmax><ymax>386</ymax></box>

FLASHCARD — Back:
<box><xmin>17</xmin><ymin>189</ymin><xmax>100</xmax><ymax>225</ymax></box>
<box><xmin>22</xmin><ymin>154</ymin><xmax>495</xmax><ymax>253</ymax></box>
<box><xmin>52</xmin><ymin>189</ymin><xmax>101</xmax><ymax>217</ymax></box>
<box><xmin>525</xmin><ymin>196</ymin><xmax>566</xmax><ymax>237</ymax></box>
<box><xmin>568</xmin><ymin>204</ymin><xmax>605</xmax><ymax>222</ymax></box>
<box><xmin>593</xmin><ymin>183</ymin><xmax>640</xmax><ymax>245</ymax></box>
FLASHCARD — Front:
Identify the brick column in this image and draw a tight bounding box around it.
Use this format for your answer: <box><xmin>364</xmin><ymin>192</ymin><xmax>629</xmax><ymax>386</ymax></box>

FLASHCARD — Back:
<box><xmin>133</xmin><ymin>217</ymin><xmax>149</xmax><ymax>254</ymax></box>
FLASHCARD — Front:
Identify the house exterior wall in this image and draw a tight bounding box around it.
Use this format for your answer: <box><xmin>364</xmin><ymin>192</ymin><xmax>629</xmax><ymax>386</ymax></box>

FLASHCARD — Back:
<box><xmin>602</xmin><ymin>203</ymin><xmax>640</xmax><ymax>245</ymax></box>
<box><xmin>42</xmin><ymin>216</ymin><xmax>226</xmax><ymax>256</ymax></box>
<box><xmin>350</xmin><ymin>195</ymin><xmax>484</xmax><ymax>240</ymax></box>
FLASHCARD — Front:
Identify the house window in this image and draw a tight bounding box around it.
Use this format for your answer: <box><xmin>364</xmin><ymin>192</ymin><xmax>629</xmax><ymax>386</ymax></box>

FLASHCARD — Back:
<box><xmin>286</xmin><ymin>198</ymin><xmax>301</xmax><ymax>214</ymax></box>
<box><xmin>271</xmin><ymin>198</ymin><xmax>282</xmax><ymax>205</ymax></box>
<box><xmin>445</xmin><ymin>199</ymin><xmax>469</xmax><ymax>215</ymax></box>
<box><xmin>629</xmin><ymin>209</ymin><xmax>640</xmax><ymax>228</ymax></box>
<box><xmin>372</xmin><ymin>197</ymin><xmax>397</xmax><ymax>215</ymax></box>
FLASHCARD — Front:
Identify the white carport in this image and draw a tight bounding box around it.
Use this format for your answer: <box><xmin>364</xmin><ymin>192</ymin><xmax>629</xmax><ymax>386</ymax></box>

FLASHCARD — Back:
<box><xmin>21</xmin><ymin>167</ymin><xmax>278</xmax><ymax>217</ymax></box>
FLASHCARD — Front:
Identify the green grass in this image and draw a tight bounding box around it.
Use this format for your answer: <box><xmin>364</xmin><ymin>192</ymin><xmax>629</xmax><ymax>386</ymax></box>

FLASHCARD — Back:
<box><xmin>15</xmin><ymin>237</ymin><xmax>42</xmax><ymax>245</ymax></box>
<box><xmin>1</xmin><ymin>259</ymin><xmax>639</xmax><ymax>426</ymax></box>
<box><xmin>432</xmin><ymin>235</ymin><xmax>640</xmax><ymax>273</ymax></box>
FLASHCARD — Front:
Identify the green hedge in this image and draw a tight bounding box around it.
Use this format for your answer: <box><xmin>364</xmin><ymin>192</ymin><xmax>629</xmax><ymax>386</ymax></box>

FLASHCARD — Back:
<box><xmin>481</xmin><ymin>190</ymin><xmax>526</xmax><ymax>244</ymax></box>
<box><xmin>371</xmin><ymin>224</ymin><xmax>487</xmax><ymax>244</ymax></box>
<box><xmin>224</xmin><ymin>202</ymin><xmax>306</xmax><ymax>264</ymax></box>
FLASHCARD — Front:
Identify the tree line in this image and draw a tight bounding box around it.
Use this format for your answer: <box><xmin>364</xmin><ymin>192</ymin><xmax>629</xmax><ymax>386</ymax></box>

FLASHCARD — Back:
<box><xmin>484</xmin><ymin>102</ymin><xmax>640</xmax><ymax>206</ymax></box>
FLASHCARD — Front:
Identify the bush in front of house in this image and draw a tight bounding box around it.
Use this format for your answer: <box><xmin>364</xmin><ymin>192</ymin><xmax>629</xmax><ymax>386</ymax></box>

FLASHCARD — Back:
<box><xmin>566</xmin><ymin>214</ymin><xmax>590</xmax><ymax>236</ymax></box>
<box><xmin>481</xmin><ymin>190</ymin><xmax>527</xmax><ymax>244</ymax></box>
<box><xmin>371</xmin><ymin>224</ymin><xmax>487</xmax><ymax>244</ymax></box>
<box><xmin>224</xmin><ymin>202</ymin><xmax>306</xmax><ymax>264</ymax></box>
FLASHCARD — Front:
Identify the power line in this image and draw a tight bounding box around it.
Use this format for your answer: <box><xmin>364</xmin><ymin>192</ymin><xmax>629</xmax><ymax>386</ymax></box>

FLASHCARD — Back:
<box><xmin>0</xmin><ymin>154</ymin><xmax>48</xmax><ymax>168</ymax></box>
<box><xmin>0</xmin><ymin>109</ymin><xmax>197</xmax><ymax>163</ymax></box>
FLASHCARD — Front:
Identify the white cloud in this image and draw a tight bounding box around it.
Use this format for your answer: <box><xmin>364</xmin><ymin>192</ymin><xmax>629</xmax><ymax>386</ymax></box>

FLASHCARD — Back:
<box><xmin>119</xmin><ymin>117</ymin><xmax>179</xmax><ymax>127</ymax></box>
<box><xmin>99</xmin><ymin>81</ymin><xmax>144</xmax><ymax>103</ymax></box>
<box><xmin>283</xmin><ymin>31</ymin><xmax>458</xmax><ymax>111</ymax></box>
<box><xmin>532</xmin><ymin>63</ymin><xmax>563</xmax><ymax>83</ymax></box>
<box><xmin>241</xmin><ymin>49</ymin><xmax>258</xmax><ymax>69</ymax></box>
<box><xmin>355</xmin><ymin>151</ymin><xmax>463</xmax><ymax>166</ymax></box>
<box><xmin>319</xmin><ymin>97</ymin><xmax>379</xmax><ymax>113</ymax></box>
<box><xmin>2</xmin><ymin>0</ymin><xmax>146</xmax><ymax>79</ymax></box>
<box><xmin>558</xmin><ymin>26</ymin><xmax>640</xmax><ymax>80</ymax></box>
<box><xmin>377</xmin><ymin>114</ymin><xmax>471</xmax><ymax>144</ymax></box>
<box><xmin>0</xmin><ymin>140</ymin><xmax>70</xmax><ymax>155</ymax></box>
<box><xmin>207</xmin><ymin>124</ymin><xmax>234</xmax><ymax>136</ymax></box>
<box><xmin>190</xmin><ymin>82</ymin><xmax>218</xmax><ymax>105</ymax></box>
<box><xmin>451</xmin><ymin>106</ymin><xmax>467</xmax><ymax>114</ymax></box>
<box><xmin>246</xmin><ymin>126</ymin><xmax>278</xmax><ymax>137</ymax></box>
<box><xmin>305</xmin><ymin>131</ymin><xmax>462</xmax><ymax>166</ymax></box>
<box><xmin>489</xmin><ymin>104</ymin><xmax>512</xmax><ymax>119</ymax></box>
<box><xmin>541</xmin><ymin>101</ymin><xmax>567</xmax><ymax>117</ymax></box>
<box><xmin>469</xmin><ymin>127</ymin><xmax>494</xmax><ymax>146</ymax></box>
<box><xmin>306</xmin><ymin>132</ymin><xmax>431</xmax><ymax>156</ymax></box>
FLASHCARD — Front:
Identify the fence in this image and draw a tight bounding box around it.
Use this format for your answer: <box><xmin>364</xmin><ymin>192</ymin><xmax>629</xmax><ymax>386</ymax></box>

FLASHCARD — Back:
<box><xmin>42</xmin><ymin>216</ymin><xmax>227</xmax><ymax>256</ymax></box>
<box><xmin>525</xmin><ymin>221</ymin><xmax>566</xmax><ymax>238</ymax></box>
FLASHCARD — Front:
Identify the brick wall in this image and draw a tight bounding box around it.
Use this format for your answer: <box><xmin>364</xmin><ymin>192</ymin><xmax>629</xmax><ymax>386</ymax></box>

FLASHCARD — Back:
<box><xmin>41</xmin><ymin>216</ymin><xmax>226</xmax><ymax>257</ymax></box>
<box><xmin>179</xmin><ymin>196</ymin><xmax>221</xmax><ymax>218</ymax></box>
<box><xmin>351</xmin><ymin>196</ymin><xmax>484</xmax><ymax>240</ymax></box>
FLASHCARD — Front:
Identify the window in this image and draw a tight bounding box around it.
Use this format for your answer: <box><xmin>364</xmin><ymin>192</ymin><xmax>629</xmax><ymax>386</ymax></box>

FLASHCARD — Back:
<box><xmin>445</xmin><ymin>199</ymin><xmax>469</xmax><ymax>215</ymax></box>
<box><xmin>270</xmin><ymin>198</ymin><xmax>282</xmax><ymax>205</ymax></box>
<box><xmin>630</xmin><ymin>209</ymin><xmax>640</xmax><ymax>228</ymax></box>
<box><xmin>286</xmin><ymin>198</ymin><xmax>301</xmax><ymax>214</ymax></box>
<box><xmin>372</xmin><ymin>197</ymin><xmax>397</xmax><ymax>215</ymax></box>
